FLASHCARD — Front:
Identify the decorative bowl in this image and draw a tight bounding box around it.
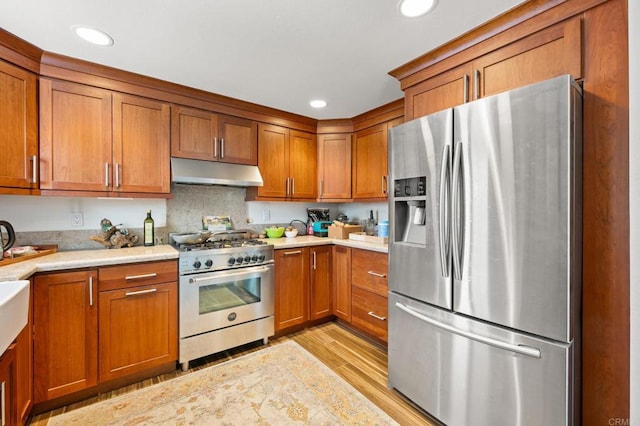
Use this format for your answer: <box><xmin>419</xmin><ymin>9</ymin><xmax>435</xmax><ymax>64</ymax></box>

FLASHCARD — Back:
<box><xmin>264</xmin><ymin>227</ymin><xmax>285</xmax><ymax>238</ymax></box>
<box><xmin>285</xmin><ymin>229</ymin><xmax>298</xmax><ymax>238</ymax></box>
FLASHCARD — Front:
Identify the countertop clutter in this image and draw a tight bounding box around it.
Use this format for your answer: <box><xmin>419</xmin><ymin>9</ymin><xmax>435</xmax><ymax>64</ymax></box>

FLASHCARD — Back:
<box><xmin>0</xmin><ymin>237</ymin><xmax>386</xmax><ymax>282</ymax></box>
<box><xmin>0</xmin><ymin>245</ymin><xmax>179</xmax><ymax>282</ymax></box>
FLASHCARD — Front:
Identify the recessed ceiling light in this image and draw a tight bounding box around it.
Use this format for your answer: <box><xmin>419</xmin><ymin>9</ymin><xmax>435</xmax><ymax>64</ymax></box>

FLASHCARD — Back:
<box><xmin>72</xmin><ymin>26</ymin><xmax>114</xmax><ymax>46</ymax></box>
<box><xmin>310</xmin><ymin>100</ymin><xmax>327</xmax><ymax>108</ymax></box>
<box><xmin>399</xmin><ymin>0</ymin><xmax>437</xmax><ymax>18</ymax></box>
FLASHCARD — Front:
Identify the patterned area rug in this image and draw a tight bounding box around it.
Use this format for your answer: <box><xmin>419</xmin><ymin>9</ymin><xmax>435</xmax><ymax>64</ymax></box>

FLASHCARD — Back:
<box><xmin>48</xmin><ymin>341</ymin><xmax>398</xmax><ymax>425</ymax></box>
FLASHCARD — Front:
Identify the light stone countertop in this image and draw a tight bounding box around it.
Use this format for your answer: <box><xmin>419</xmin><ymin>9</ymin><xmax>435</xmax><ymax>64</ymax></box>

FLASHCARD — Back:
<box><xmin>0</xmin><ymin>245</ymin><xmax>179</xmax><ymax>282</ymax></box>
<box><xmin>0</xmin><ymin>236</ymin><xmax>386</xmax><ymax>283</ymax></box>
<box><xmin>262</xmin><ymin>235</ymin><xmax>388</xmax><ymax>253</ymax></box>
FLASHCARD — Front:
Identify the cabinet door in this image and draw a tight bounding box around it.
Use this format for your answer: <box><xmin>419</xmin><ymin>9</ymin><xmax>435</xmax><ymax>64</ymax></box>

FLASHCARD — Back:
<box><xmin>257</xmin><ymin>123</ymin><xmax>289</xmax><ymax>198</ymax></box>
<box><xmin>40</xmin><ymin>79</ymin><xmax>113</xmax><ymax>191</ymax></box>
<box><xmin>99</xmin><ymin>282</ymin><xmax>177</xmax><ymax>382</ymax></box>
<box><xmin>113</xmin><ymin>94</ymin><xmax>171</xmax><ymax>193</ymax></box>
<box><xmin>473</xmin><ymin>16</ymin><xmax>582</xmax><ymax>99</ymax></box>
<box><xmin>318</xmin><ymin>133</ymin><xmax>351</xmax><ymax>199</ymax></box>
<box><xmin>170</xmin><ymin>105</ymin><xmax>218</xmax><ymax>161</ymax></box>
<box><xmin>16</xmin><ymin>279</ymin><xmax>33</xmax><ymax>423</ymax></box>
<box><xmin>0</xmin><ymin>344</ymin><xmax>16</xmax><ymax>426</ymax></box>
<box><xmin>352</xmin><ymin>123</ymin><xmax>388</xmax><ymax>199</ymax></box>
<box><xmin>405</xmin><ymin>65</ymin><xmax>471</xmax><ymax>120</ymax></box>
<box><xmin>274</xmin><ymin>248</ymin><xmax>309</xmax><ymax>331</ymax></box>
<box><xmin>332</xmin><ymin>246</ymin><xmax>352</xmax><ymax>322</ymax></box>
<box><xmin>289</xmin><ymin>130</ymin><xmax>317</xmax><ymax>199</ymax></box>
<box><xmin>33</xmin><ymin>270</ymin><xmax>98</xmax><ymax>402</ymax></box>
<box><xmin>310</xmin><ymin>246</ymin><xmax>332</xmax><ymax>320</ymax></box>
<box><xmin>0</xmin><ymin>59</ymin><xmax>38</xmax><ymax>191</ymax></box>
<box><xmin>218</xmin><ymin>114</ymin><xmax>258</xmax><ymax>165</ymax></box>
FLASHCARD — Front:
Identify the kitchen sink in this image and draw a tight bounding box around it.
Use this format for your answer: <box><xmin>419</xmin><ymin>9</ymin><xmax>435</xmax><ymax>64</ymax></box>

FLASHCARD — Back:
<box><xmin>0</xmin><ymin>280</ymin><xmax>29</xmax><ymax>355</ymax></box>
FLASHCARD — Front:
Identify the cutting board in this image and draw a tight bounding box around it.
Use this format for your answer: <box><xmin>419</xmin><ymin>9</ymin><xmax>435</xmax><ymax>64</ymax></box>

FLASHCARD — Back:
<box><xmin>1</xmin><ymin>245</ymin><xmax>58</xmax><ymax>266</ymax></box>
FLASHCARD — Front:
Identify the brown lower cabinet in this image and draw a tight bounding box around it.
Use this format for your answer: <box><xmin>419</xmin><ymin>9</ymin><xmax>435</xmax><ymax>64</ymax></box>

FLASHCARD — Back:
<box><xmin>274</xmin><ymin>245</ymin><xmax>333</xmax><ymax>332</ymax></box>
<box><xmin>0</xmin><ymin>343</ymin><xmax>17</xmax><ymax>426</ymax></box>
<box><xmin>15</xmin><ymin>279</ymin><xmax>33</xmax><ymax>424</ymax></box>
<box><xmin>332</xmin><ymin>246</ymin><xmax>352</xmax><ymax>322</ymax></box>
<box><xmin>33</xmin><ymin>260</ymin><xmax>177</xmax><ymax>407</ymax></box>
<box><xmin>346</xmin><ymin>248</ymin><xmax>389</xmax><ymax>343</ymax></box>
<box><xmin>33</xmin><ymin>269</ymin><xmax>98</xmax><ymax>403</ymax></box>
<box><xmin>309</xmin><ymin>245</ymin><xmax>332</xmax><ymax>320</ymax></box>
<box><xmin>98</xmin><ymin>262</ymin><xmax>178</xmax><ymax>381</ymax></box>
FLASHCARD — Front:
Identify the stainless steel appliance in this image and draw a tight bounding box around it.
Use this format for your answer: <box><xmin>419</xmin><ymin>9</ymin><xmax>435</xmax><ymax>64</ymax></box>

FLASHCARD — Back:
<box><xmin>0</xmin><ymin>221</ymin><xmax>16</xmax><ymax>257</ymax></box>
<box><xmin>172</xmin><ymin>230</ymin><xmax>274</xmax><ymax>371</ymax></box>
<box><xmin>388</xmin><ymin>75</ymin><xmax>582</xmax><ymax>426</ymax></box>
<box><xmin>307</xmin><ymin>208</ymin><xmax>331</xmax><ymax>237</ymax></box>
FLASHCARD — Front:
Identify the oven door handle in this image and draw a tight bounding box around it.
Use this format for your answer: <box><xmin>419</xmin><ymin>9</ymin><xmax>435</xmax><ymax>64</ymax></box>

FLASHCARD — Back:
<box><xmin>188</xmin><ymin>265</ymin><xmax>273</xmax><ymax>284</ymax></box>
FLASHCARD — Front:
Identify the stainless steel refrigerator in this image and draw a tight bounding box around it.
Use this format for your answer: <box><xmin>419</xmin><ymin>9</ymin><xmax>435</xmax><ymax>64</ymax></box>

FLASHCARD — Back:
<box><xmin>387</xmin><ymin>75</ymin><xmax>582</xmax><ymax>426</ymax></box>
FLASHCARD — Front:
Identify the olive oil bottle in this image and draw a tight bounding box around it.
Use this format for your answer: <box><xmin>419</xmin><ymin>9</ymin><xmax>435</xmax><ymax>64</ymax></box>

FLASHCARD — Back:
<box><xmin>144</xmin><ymin>209</ymin><xmax>154</xmax><ymax>246</ymax></box>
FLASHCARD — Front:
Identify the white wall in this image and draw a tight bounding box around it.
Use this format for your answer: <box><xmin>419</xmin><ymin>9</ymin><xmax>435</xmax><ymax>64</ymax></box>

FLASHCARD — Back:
<box><xmin>0</xmin><ymin>195</ymin><xmax>166</xmax><ymax>231</ymax></box>
<box><xmin>630</xmin><ymin>0</ymin><xmax>639</xmax><ymax>422</ymax></box>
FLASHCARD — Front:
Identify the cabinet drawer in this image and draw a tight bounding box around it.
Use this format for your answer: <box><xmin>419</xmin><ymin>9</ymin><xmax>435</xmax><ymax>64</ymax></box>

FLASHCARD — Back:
<box><xmin>351</xmin><ymin>286</ymin><xmax>388</xmax><ymax>342</ymax></box>
<box><xmin>351</xmin><ymin>249</ymin><xmax>388</xmax><ymax>296</ymax></box>
<box><xmin>99</xmin><ymin>260</ymin><xmax>177</xmax><ymax>291</ymax></box>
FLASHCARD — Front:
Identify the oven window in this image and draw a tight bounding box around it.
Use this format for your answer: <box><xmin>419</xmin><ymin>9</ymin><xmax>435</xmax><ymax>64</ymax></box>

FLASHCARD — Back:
<box><xmin>199</xmin><ymin>277</ymin><xmax>261</xmax><ymax>314</ymax></box>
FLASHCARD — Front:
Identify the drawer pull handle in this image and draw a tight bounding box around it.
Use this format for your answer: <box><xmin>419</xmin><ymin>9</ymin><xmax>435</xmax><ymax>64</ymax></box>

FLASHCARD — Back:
<box><xmin>125</xmin><ymin>288</ymin><xmax>158</xmax><ymax>297</ymax></box>
<box><xmin>367</xmin><ymin>311</ymin><xmax>387</xmax><ymax>321</ymax></box>
<box><xmin>125</xmin><ymin>273</ymin><xmax>158</xmax><ymax>280</ymax></box>
<box><xmin>283</xmin><ymin>250</ymin><xmax>302</xmax><ymax>255</ymax></box>
<box><xmin>367</xmin><ymin>271</ymin><xmax>387</xmax><ymax>278</ymax></box>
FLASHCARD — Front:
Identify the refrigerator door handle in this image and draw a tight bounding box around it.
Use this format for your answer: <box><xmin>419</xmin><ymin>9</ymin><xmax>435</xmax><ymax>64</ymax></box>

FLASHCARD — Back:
<box><xmin>451</xmin><ymin>141</ymin><xmax>463</xmax><ymax>281</ymax></box>
<box><xmin>439</xmin><ymin>144</ymin><xmax>451</xmax><ymax>277</ymax></box>
<box><xmin>394</xmin><ymin>302</ymin><xmax>542</xmax><ymax>359</ymax></box>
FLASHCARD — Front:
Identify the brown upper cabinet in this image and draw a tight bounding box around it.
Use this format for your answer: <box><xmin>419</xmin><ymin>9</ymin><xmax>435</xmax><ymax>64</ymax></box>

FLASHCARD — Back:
<box><xmin>252</xmin><ymin>123</ymin><xmax>317</xmax><ymax>200</ymax></box>
<box><xmin>352</xmin><ymin>117</ymin><xmax>402</xmax><ymax>200</ymax></box>
<box><xmin>403</xmin><ymin>16</ymin><xmax>582</xmax><ymax>120</ymax></box>
<box><xmin>39</xmin><ymin>79</ymin><xmax>171</xmax><ymax>195</ymax></box>
<box><xmin>170</xmin><ymin>105</ymin><xmax>258</xmax><ymax>165</ymax></box>
<box><xmin>0</xmin><ymin>59</ymin><xmax>38</xmax><ymax>193</ymax></box>
<box><xmin>352</xmin><ymin>123</ymin><xmax>388</xmax><ymax>200</ymax></box>
<box><xmin>317</xmin><ymin>133</ymin><xmax>352</xmax><ymax>200</ymax></box>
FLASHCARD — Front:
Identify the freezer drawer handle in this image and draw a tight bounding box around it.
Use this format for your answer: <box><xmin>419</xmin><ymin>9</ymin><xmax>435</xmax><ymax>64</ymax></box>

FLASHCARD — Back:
<box><xmin>395</xmin><ymin>302</ymin><xmax>542</xmax><ymax>359</ymax></box>
<box><xmin>367</xmin><ymin>311</ymin><xmax>387</xmax><ymax>321</ymax></box>
<box><xmin>367</xmin><ymin>271</ymin><xmax>386</xmax><ymax>278</ymax></box>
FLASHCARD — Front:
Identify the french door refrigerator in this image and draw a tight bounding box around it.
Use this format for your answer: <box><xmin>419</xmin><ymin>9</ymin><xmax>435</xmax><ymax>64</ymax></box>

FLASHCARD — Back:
<box><xmin>387</xmin><ymin>75</ymin><xmax>582</xmax><ymax>426</ymax></box>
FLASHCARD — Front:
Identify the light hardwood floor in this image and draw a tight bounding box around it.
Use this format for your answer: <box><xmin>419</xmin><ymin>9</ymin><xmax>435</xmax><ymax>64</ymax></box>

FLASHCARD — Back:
<box><xmin>28</xmin><ymin>322</ymin><xmax>436</xmax><ymax>425</ymax></box>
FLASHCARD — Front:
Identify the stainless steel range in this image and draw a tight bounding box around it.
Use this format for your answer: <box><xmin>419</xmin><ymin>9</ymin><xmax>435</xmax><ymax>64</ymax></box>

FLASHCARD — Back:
<box><xmin>171</xmin><ymin>230</ymin><xmax>274</xmax><ymax>371</ymax></box>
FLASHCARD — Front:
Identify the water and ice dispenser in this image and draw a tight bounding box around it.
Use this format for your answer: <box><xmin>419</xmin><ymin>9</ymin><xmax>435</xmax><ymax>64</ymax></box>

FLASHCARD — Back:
<box><xmin>393</xmin><ymin>176</ymin><xmax>427</xmax><ymax>245</ymax></box>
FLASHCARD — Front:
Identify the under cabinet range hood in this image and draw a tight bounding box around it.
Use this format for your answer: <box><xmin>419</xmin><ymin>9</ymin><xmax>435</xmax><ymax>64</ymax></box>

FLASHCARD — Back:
<box><xmin>170</xmin><ymin>157</ymin><xmax>263</xmax><ymax>187</ymax></box>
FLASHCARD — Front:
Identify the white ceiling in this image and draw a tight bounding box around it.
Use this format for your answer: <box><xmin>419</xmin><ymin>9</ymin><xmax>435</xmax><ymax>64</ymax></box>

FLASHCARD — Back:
<box><xmin>0</xmin><ymin>0</ymin><xmax>525</xmax><ymax>120</ymax></box>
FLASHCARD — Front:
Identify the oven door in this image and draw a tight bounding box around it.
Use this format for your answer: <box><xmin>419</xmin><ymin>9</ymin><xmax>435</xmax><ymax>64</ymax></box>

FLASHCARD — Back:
<box><xmin>180</xmin><ymin>263</ymin><xmax>274</xmax><ymax>338</ymax></box>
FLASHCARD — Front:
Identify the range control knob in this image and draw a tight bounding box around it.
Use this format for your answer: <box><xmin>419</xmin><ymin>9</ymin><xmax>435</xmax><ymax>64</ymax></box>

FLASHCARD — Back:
<box><xmin>244</xmin><ymin>255</ymin><xmax>251</xmax><ymax>263</ymax></box>
<box><xmin>193</xmin><ymin>260</ymin><xmax>201</xmax><ymax>269</ymax></box>
<box><xmin>236</xmin><ymin>256</ymin><xmax>244</xmax><ymax>264</ymax></box>
<box><xmin>205</xmin><ymin>259</ymin><xmax>213</xmax><ymax>267</ymax></box>
<box><xmin>227</xmin><ymin>257</ymin><xmax>236</xmax><ymax>266</ymax></box>
<box><xmin>251</xmin><ymin>255</ymin><xmax>258</xmax><ymax>262</ymax></box>
<box><xmin>258</xmin><ymin>254</ymin><xmax>266</xmax><ymax>262</ymax></box>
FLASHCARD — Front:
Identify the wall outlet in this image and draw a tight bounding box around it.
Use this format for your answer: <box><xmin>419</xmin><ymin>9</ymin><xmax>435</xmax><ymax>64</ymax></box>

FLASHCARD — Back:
<box><xmin>262</xmin><ymin>209</ymin><xmax>270</xmax><ymax>222</ymax></box>
<box><xmin>70</xmin><ymin>212</ymin><xmax>83</xmax><ymax>227</ymax></box>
